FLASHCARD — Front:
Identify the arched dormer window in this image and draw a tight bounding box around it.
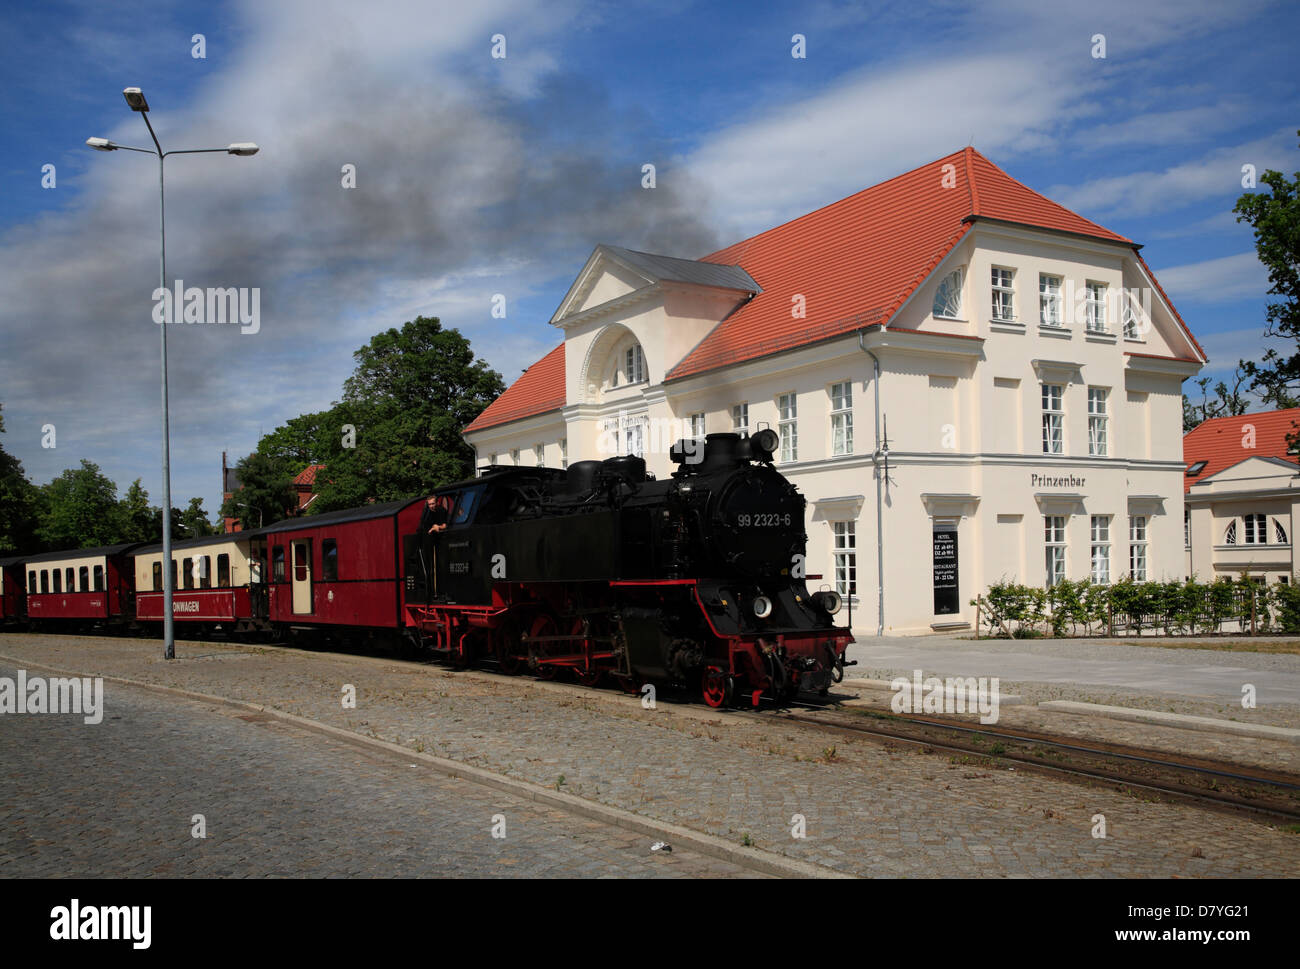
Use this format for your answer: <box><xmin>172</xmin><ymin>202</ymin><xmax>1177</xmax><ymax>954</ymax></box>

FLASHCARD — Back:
<box><xmin>932</xmin><ymin>268</ymin><xmax>964</xmax><ymax>319</ymax></box>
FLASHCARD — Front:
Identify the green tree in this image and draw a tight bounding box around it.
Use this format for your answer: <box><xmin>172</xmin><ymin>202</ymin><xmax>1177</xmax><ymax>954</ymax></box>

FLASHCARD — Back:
<box><xmin>116</xmin><ymin>479</ymin><xmax>156</xmax><ymax>544</ymax></box>
<box><xmin>0</xmin><ymin>404</ymin><xmax>41</xmax><ymax>554</ymax></box>
<box><xmin>179</xmin><ymin>497</ymin><xmax>216</xmax><ymax>538</ymax></box>
<box><xmin>307</xmin><ymin>317</ymin><xmax>505</xmax><ymax>512</ymax></box>
<box><xmin>1235</xmin><ymin>132</ymin><xmax>1300</xmax><ymax>423</ymax></box>
<box><xmin>38</xmin><ymin>460</ymin><xmax>122</xmax><ymax>549</ymax></box>
<box><xmin>219</xmin><ymin>451</ymin><xmax>295</xmax><ymax>530</ymax></box>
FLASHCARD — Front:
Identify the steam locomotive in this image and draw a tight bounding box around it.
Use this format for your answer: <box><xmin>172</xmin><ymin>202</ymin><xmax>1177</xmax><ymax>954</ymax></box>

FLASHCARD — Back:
<box><xmin>406</xmin><ymin>430</ymin><xmax>854</xmax><ymax>706</ymax></box>
<box><xmin>1</xmin><ymin>431</ymin><xmax>853</xmax><ymax>709</ymax></box>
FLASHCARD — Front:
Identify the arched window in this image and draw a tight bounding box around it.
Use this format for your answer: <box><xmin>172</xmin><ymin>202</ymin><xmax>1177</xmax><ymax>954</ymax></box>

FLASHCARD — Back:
<box><xmin>932</xmin><ymin>268</ymin><xmax>964</xmax><ymax>319</ymax></box>
<box><xmin>1224</xmin><ymin>521</ymin><xmax>1237</xmax><ymax>545</ymax></box>
<box><xmin>607</xmin><ymin>338</ymin><xmax>646</xmax><ymax>389</ymax></box>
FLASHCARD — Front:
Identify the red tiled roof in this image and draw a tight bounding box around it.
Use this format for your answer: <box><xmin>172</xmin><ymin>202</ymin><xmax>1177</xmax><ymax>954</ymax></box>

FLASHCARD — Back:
<box><xmin>667</xmin><ymin>147</ymin><xmax>1136</xmax><ymax>380</ymax></box>
<box><xmin>467</xmin><ymin>148</ymin><xmax>1201</xmax><ymax>431</ymax></box>
<box><xmin>293</xmin><ymin>464</ymin><xmax>326</xmax><ymax>487</ymax></box>
<box><xmin>464</xmin><ymin>343</ymin><xmax>566</xmax><ymax>433</ymax></box>
<box><xmin>1183</xmin><ymin>408</ymin><xmax>1300</xmax><ymax>493</ymax></box>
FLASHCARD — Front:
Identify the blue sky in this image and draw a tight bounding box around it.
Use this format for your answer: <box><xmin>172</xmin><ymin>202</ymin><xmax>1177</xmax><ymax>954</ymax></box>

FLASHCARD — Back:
<box><xmin>1</xmin><ymin>0</ymin><xmax>1297</xmax><ymax>519</ymax></box>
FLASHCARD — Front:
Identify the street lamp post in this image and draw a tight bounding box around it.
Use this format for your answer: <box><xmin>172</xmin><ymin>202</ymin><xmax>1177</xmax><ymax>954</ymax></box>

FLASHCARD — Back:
<box><xmin>87</xmin><ymin>87</ymin><xmax>258</xmax><ymax>660</ymax></box>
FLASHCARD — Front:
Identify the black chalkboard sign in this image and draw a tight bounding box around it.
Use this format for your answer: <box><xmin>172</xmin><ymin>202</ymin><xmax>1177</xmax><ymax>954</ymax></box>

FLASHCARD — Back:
<box><xmin>933</xmin><ymin>527</ymin><xmax>959</xmax><ymax>615</ymax></box>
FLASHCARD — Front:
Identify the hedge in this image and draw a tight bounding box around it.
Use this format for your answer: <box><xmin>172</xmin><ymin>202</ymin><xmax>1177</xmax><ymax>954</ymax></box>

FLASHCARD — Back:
<box><xmin>971</xmin><ymin>575</ymin><xmax>1300</xmax><ymax>637</ymax></box>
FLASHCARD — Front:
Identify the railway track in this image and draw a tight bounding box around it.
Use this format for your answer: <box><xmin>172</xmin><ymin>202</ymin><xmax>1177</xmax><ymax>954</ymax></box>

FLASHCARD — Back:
<box><xmin>760</xmin><ymin>699</ymin><xmax>1300</xmax><ymax>824</ymax></box>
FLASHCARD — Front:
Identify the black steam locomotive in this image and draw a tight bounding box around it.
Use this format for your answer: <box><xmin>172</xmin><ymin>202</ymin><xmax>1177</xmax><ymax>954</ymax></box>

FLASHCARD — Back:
<box><xmin>404</xmin><ymin>430</ymin><xmax>853</xmax><ymax>707</ymax></box>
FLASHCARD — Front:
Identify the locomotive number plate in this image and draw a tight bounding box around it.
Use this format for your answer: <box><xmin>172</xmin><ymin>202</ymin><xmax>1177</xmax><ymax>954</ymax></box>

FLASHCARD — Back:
<box><xmin>735</xmin><ymin>513</ymin><xmax>791</xmax><ymax>527</ymax></box>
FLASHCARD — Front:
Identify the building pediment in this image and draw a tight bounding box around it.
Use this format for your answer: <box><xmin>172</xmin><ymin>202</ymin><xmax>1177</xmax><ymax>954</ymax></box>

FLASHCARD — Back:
<box><xmin>550</xmin><ymin>244</ymin><xmax>759</xmax><ymax>329</ymax></box>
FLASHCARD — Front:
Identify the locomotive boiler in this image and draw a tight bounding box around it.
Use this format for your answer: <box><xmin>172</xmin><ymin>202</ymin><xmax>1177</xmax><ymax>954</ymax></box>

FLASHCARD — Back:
<box><xmin>404</xmin><ymin>430</ymin><xmax>853</xmax><ymax>707</ymax></box>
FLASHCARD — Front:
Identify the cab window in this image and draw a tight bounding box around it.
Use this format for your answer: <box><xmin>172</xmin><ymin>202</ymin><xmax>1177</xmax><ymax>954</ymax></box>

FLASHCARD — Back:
<box><xmin>452</xmin><ymin>487</ymin><xmax>483</xmax><ymax>525</ymax></box>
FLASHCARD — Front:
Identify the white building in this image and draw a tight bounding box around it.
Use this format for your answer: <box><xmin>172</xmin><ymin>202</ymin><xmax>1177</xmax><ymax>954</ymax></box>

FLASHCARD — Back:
<box><xmin>1184</xmin><ymin>408</ymin><xmax>1300</xmax><ymax>583</ymax></box>
<box><xmin>464</xmin><ymin>148</ymin><xmax>1206</xmax><ymax>634</ymax></box>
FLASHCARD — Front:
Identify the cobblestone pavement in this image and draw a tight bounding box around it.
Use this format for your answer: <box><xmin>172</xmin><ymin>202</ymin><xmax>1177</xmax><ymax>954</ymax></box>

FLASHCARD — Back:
<box><xmin>3</xmin><ymin>634</ymin><xmax>1300</xmax><ymax>877</ymax></box>
<box><xmin>0</xmin><ymin>662</ymin><xmax>756</xmax><ymax>878</ymax></box>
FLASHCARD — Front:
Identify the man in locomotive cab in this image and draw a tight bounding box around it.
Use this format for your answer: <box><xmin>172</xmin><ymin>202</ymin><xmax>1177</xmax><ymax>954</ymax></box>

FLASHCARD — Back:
<box><xmin>419</xmin><ymin>494</ymin><xmax>452</xmax><ymax>598</ymax></box>
<box><xmin>421</xmin><ymin>495</ymin><xmax>450</xmax><ymax>535</ymax></box>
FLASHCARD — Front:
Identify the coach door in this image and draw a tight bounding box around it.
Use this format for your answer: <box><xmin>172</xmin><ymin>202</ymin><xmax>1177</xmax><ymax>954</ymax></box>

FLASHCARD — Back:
<box><xmin>290</xmin><ymin>539</ymin><xmax>313</xmax><ymax>615</ymax></box>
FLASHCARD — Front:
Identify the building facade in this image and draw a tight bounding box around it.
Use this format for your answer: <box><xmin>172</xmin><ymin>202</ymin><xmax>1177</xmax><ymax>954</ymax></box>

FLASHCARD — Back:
<box><xmin>464</xmin><ymin>149</ymin><xmax>1205</xmax><ymax>634</ymax></box>
<box><xmin>1184</xmin><ymin>409</ymin><xmax>1300</xmax><ymax>583</ymax></box>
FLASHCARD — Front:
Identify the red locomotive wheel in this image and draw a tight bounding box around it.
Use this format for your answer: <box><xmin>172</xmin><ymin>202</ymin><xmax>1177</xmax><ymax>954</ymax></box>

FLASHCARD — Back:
<box><xmin>529</xmin><ymin>613</ymin><xmax>559</xmax><ymax>680</ymax></box>
<box><xmin>495</xmin><ymin>619</ymin><xmax>524</xmax><ymax>675</ymax></box>
<box><xmin>570</xmin><ymin>617</ymin><xmax>603</xmax><ymax>687</ymax></box>
<box><xmin>701</xmin><ymin>666</ymin><xmax>733</xmax><ymax>709</ymax></box>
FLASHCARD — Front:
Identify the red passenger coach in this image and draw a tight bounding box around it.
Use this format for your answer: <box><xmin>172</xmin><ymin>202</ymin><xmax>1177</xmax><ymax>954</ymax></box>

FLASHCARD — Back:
<box><xmin>23</xmin><ymin>544</ymin><xmax>140</xmax><ymax>625</ymax></box>
<box><xmin>259</xmin><ymin>498</ymin><xmax>423</xmax><ymax>638</ymax></box>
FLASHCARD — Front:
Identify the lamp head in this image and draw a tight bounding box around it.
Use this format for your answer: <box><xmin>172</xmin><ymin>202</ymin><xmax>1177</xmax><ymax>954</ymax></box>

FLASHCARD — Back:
<box><xmin>226</xmin><ymin>142</ymin><xmax>259</xmax><ymax>157</ymax></box>
<box><xmin>123</xmin><ymin>87</ymin><xmax>149</xmax><ymax>112</ymax></box>
<box><xmin>85</xmin><ymin>137</ymin><xmax>116</xmax><ymax>151</ymax></box>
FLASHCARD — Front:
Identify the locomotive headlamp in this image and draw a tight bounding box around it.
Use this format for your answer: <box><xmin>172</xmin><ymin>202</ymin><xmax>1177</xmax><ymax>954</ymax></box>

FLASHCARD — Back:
<box><xmin>752</xmin><ymin>595</ymin><xmax>773</xmax><ymax>619</ymax></box>
<box><xmin>814</xmin><ymin>591</ymin><xmax>843</xmax><ymax>615</ymax></box>
<box><xmin>750</xmin><ymin>428</ymin><xmax>779</xmax><ymax>460</ymax></box>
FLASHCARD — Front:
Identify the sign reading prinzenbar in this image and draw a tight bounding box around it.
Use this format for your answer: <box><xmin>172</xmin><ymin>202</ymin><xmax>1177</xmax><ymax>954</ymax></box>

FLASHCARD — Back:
<box><xmin>1030</xmin><ymin>473</ymin><xmax>1086</xmax><ymax>488</ymax></box>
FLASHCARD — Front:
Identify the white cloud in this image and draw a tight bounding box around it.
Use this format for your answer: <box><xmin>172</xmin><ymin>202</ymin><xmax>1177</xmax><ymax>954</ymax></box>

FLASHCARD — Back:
<box><xmin>1154</xmin><ymin>251</ymin><xmax>1270</xmax><ymax>304</ymax></box>
<box><xmin>1048</xmin><ymin>129</ymin><xmax>1295</xmax><ymax>217</ymax></box>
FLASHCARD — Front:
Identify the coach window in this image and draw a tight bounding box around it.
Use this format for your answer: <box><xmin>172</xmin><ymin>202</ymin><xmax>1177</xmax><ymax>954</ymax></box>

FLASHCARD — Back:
<box><xmin>217</xmin><ymin>554</ymin><xmax>230</xmax><ymax>588</ymax></box>
<box><xmin>28</xmin><ymin>571</ymin><xmax>36</xmax><ymax>593</ymax></box>
<box><xmin>169</xmin><ymin>559</ymin><xmax>179</xmax><ymax>591</ymax></box>
<box><xmin>272</xmin><ymin>546</ymin><xmax>286</xmax><ymax>582</ymax></box>
<box><xmin>322</xmin><ymin>540</ymin><xmax>338</xmax><ymax>581</ymax></box>
<box><xmin>40</xmin><ymin>570</ymin><xmax>49</xmax><ymax>593</ymax></box>
<box><xmin>93</xmin><ymin>565</ymin><xmax>104</xmax><ymax>592</ymax></box>
<box><xmin>66</xmin><ymin>567</ymin><xmax>75</xmax><ymax>591</ymax></box>
<box><xmin>199</xmin><ymin>556</ymin><xmax>212</xmax><ymax>589</ymax></box>
<box><xmin>152</xmin><ymin>562</ymin><xmax>162</xmax><ymax>592</ymax></box>
<box><xmin>53</xmin><ymin>569</ymin><xmax>62</xmax><ymax>593</ymax></box>
<box><xmin>184</xmin><ymin>558</ymin><xmax>196</xmax><ymax>590</ymax></box>
<box><xmin>79</xmin><ymin>566</ymin><xmax>89</xmax><ymax>591</ymax></box>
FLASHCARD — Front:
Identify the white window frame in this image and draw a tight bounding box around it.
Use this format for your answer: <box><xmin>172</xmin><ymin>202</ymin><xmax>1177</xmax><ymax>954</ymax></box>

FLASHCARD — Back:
<box><xmin>533</xmin><ymin>443</ymin><xmax>544</xmax><ymax>466</ymax></box>
<box><xmin>1039</xmin><ymin>274</ymin><xmax>1062</xmax><ymax>326</ymax></box>
<box><xmin>1090</xmin><ymin>515</ymin><xmax>1110</xmax><ymax>585</ymax></box>
<box><xmin>625</xmin><ymin>424</ymin><xmax>644</xmax><ymax>457</ymax></box>
<box><xmin>509</xmin><ymin>448</ymin><xmax>520</xmax><ymax>465</ymax></box>
<box><xmin>689</xmin><ymin>412</ymin><xmax>705</xmax><ymax>439</ymax></box>
<box><xmin>625</xmin><ymin>344</ymin><xmax>646</xmax><ymax>385</ymax></box>
<box><xmin>1045</xmin><ymin>515</ymin><xmax>1067</xmax><ymax>587</ymax></box>
<box><xmin>832</xmin><ymin>521</ymin><xmax>856</xmax><ymax>597</ymax></box>
<box><xmin>991</xmin><ymin>267</ymin><xmax>1015</xmax><ymax>322</ymax></box>
<box><xmin>732</xmin><ymin>402</ymin><xmax>749</xmax><ymax>434</ymax></box>
<box><xmin>1129</xmin><ymin>516</ymin><xmax>1147</xmax><ymax>580</ymax></box>
<box><xmin>1087</xmin><ymin>387</ymin><xmax>1108</xmax><ymax>456</ymax></box>
<box><xmin>1277</xmin><ymin>519</ymin><xmax>1289</xmax><ymax>546</ymax></box>
<box><xmin>1041</xmin><ymin>384</ymin><xmax>1064</xmax><ymax>454</ymax></box>
<box><xmin>830</xmin><ymin>381</ymin><xmax>853</xmax><ymax>456</ymax></box>
<box><xmin>778</xmin><ymin>392</ymin><xmax>798</xmax><ymax>462</ymax></box>
<box><xmin>1225</xmin><ymin>520</ymin><xmax>1237</xmax><ymax>545</ymax></box>
<box><xmin>560</xmin><ymin>438</ymin><xmax>568</xmax><ymax>469</ymax></box>
<box><xmin>1244</xmin><ymin>513</ymin><xmax>1268</xmax><ymax>545</ymax></box>
<box><xmin>1085</xmin><ymin>281</ymin><xmax>1107</xmax><ymax>333</ymax></box>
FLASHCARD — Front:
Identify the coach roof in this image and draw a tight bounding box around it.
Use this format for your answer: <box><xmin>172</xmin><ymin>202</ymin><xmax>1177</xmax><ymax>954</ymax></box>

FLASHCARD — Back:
<box><xmin>23</xmin><ymin>543</ymin><xmax>143</xmax><ymax>564</ymax></box>
<box><xmin>258</xmin><ymin>498</ymin><xmax>421</xmax><ymax>534</ymax></box>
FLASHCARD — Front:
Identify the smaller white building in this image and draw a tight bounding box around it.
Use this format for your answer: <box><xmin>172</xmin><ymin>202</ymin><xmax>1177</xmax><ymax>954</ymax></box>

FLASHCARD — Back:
<box><xmin>1184</xmin><ymin>408</ymin><xmax>1300</xmax><ymax>583</ymax></box>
